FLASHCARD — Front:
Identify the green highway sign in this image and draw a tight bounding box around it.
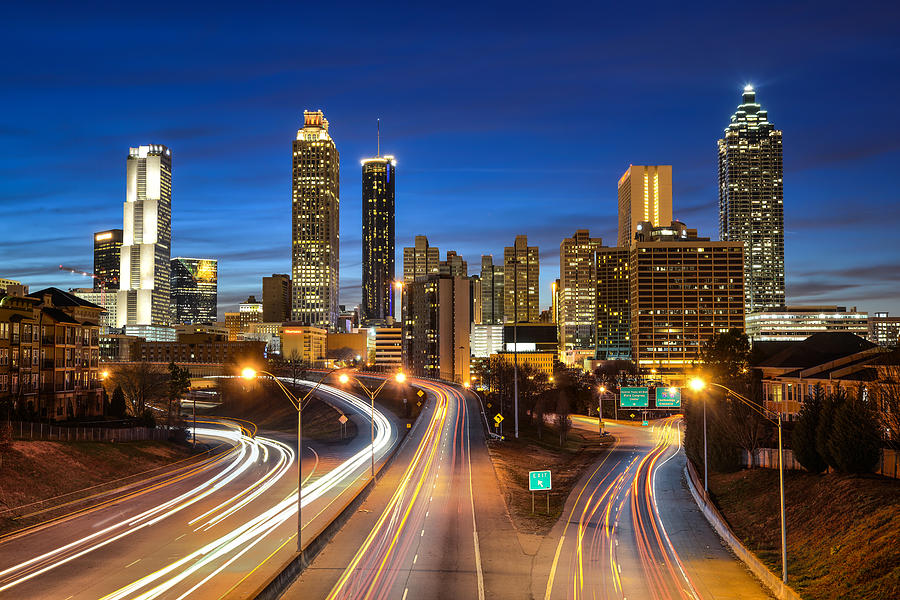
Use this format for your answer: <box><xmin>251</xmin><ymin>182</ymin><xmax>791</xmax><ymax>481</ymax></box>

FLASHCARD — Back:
<box><xmin>529</xmin><ymin>470</ymin><xmax>552</xmax><ymax>491</ymax></box>
<box><xmin>655</xmin><ymin>386</ymin><xmax>682</xmax><ymax>408</ymax></box>
<box><xmin>620</xmin><ymin>387</ymin><xmax>649</xmax><ymax>408</ymax></box>
<box><xmin>642</xmin><ymin>420</ymin><xmax>649</xmax><ymax>426</ymax></box>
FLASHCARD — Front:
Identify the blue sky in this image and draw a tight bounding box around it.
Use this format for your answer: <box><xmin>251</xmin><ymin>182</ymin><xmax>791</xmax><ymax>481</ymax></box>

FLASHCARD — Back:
<box><xmin>2</xmin><ymin>1</ymin><xmax>899</xmax><ymax>316</ymax></box>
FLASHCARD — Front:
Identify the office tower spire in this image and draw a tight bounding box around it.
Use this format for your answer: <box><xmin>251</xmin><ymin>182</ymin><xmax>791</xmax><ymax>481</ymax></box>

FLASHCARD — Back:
<box><xmin>719</xmin><ymin>85</ymin><xmax>785</xmax><ymax>313</ymax></box>
<box><xmin>361</xmin><ymin>123</ymin><xmax>396</xmax><ymax>325</ymax></box>
<box><xmin>292</xmin><ymin>110</ymin><xmax>340</xmax><ymax>329</ymax></box>
<box><xmin>116</xmin><ymin>144</ymin><xmax>172</xmax><ymax>327</ymax></box>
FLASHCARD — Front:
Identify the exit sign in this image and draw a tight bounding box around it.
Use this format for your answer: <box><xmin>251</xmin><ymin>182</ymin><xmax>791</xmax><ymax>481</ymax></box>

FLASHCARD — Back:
<box><xmin>528</xmin><ymin>470</ymin><xmax>552</xmax><ymax>491</ymax></box>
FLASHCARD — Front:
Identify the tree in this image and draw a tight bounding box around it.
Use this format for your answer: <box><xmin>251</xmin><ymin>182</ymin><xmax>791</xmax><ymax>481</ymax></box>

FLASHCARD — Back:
<box><xmin>871</xmin><ymin>362</ymin><xmax>900</xmax><ymax>450</ymax></box>
<box><xmin>555</xmin><ymin>388</ymin><xmax>572</xmax><ymax>446</ymax></box>
<box><xmin>109</xmin><ymin>362</ymin><xmax>168</xmax><ymax>418</ymax></box>
<box><xmin>108</xmin><ymin>386</ymin><xmax>127</xmax><ymax>418</ymax></box>
<box><xmin>828</xmin><ymin>388</ymin><xmax>881</xmax><ymax>474</ymax></box>
<box><xmin>167</xmin><ymin>362</ymin><xmax>192</xmax><ymax>429</ymax></box>
<box><xmin>792</xmin><ymin>385</ymin><xmax>828</xmax><ymax>473</ymax></box>
<box><xmin>816</xmin><ymin>388</ymin><xmax>846</xmax><ymax>470</ymax></box>
<box><xmin>698</xmin><ymin>328</ymin><xmax>751</xmax><ymax>390</ymax></box>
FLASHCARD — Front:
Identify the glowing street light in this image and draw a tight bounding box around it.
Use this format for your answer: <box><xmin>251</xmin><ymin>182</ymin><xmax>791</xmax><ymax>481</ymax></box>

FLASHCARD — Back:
<box><xmin>338</xmin><ymin>370</ymin><xmax>406</xmax><ymax>477</ymax></box>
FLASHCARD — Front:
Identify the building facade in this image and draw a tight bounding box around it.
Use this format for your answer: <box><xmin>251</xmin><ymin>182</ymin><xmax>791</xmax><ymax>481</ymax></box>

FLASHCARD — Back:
<box><xmin>170</xmin><ymin>257</ymin><xmax>217</xmax><ymax>325</ymax></box>
<box><xmin>480</xmin><ymin>255</ymin><xmax>504</xmax><ymax>325</ymax></box>
<box><xmin>403</xmin><ymin>275</ymin><xmax>470</xmax><ymax>383</ymax></box>
<box><xmin>719</xmin><ymin>86</ymin><xmax>785</xmax><ymax>313</ymax></box>
<box><xmin>595</xmin><ymin>246</ymin><xmax>631</xmax><ymax>360</ymax></box>
<box><xmin>439</xmin><ymin>251</ymin><xmax>468</xmax><ymax>278</ymax></box>
<box><xmin>471</xmin><ymin>324</ymin><xmax>504</xmax><ymax>358</ymax></box>
<box><xmin>560</xmin><ymin>230</ymin><xmax>604</xmax><ymax>352</ymax></box>
<box><xmin>71</xmin><ymin>288</ymin><xmax>117</xmax><ymax>331</ymax></box>
<box><xmin>281</xmin><ymin>325</ymin><xmax>327</xmax><ymax>364</ymax></box>
<box><xmin>630</xmin><ymin>221</ymin><xmax>745</xmax><ymax>382</ymax></box>
<box><xmin>869</xmin><ymin>312</ymin><xmax>900</xmax><ymax>347</ymax></box>
<box><xmin>403</xmin><ymin>235</ymin><xmax>440</xmax><ymax>283</ymax></box>
<box><xmin>617</xmin><ymin>165</ymin><xmax>673</xmax><ymax>247</ymax></box>
<box><xmin>292</xmin><ymin>110</ymin><xmax>340</xmax><ymax>329</ymax></box>
<box><xmin>262</xmin><ymin>274</ymin><xmax>291</xmax><ymax>323</ymax></box>
<box><xmin>504</xmin><ymin>235</ymin><xmax>540</xmax><ymax>323</ymax></box>
<box><xmin>93</xmin><ymin>229</ymin><xmax>122</xmax><ymax>290</ymax></box>
<box><xmin>372</xmin><ymin>326</ymin><xmax>403</xmax><ymax>371</ymax></box>
<box><xmin>361</xmin><ymin>155</ymin><xmax>396</xmax><ymax>325</ymax></box>
<box><xmin>117</xmin><ymin>145</ymin><xmax>172</xmax><ymax>328</ymax></box>
<box><xmin>746</xmin><ymin>306</ymin><xmax>869</xmax><ymax>342</ymax></box>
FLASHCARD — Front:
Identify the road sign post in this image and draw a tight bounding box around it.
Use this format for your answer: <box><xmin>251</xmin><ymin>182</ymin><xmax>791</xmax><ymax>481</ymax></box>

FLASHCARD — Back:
<box><xmin>529</xmin><ymin>470</ymin><xmax>552</xmax><ymax>514</ymax></box>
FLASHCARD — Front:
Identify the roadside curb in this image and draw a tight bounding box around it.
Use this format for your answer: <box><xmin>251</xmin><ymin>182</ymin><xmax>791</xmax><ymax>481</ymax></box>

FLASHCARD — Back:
<box><xmin>683</xmin><ymin>461</ymin><xmax>802</xmax><ymax>600</ymax></box>
<box><xmin>251</xmin><ymin>389</ymin><xmax>431</xmax><ymax>600</ymax></box>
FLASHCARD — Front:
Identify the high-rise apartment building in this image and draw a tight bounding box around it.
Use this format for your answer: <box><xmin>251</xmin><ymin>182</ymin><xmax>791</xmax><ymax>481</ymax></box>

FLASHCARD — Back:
<box><xmin>480</xmin><ymin>256</ymin><xmax>504</xmax><ymax>325</ymax></box>
<box><xmin>403</xmin><ymin>235</ymin><xmax>439</xmax><ymax>283</ymax></box>
<box><xmin>117</xmin><ymin>144</ymin><xmax>172</xmax><ymax>328</ymax></box>
<box><xmin>292</xmin><ymin>110</ymin><xmax>340</xmax><ymax>329</ymax></box>
<box><xmin>361</xmin><ymin>153</ymin><xmax>396</xmax><ymax>325</ymax></box>
<box><xmin>262</xmin><ymin>274</ymin><xmax>291</xmax><ymax>323</ymax></box>
<box><xmin>595</xmin><ymin>247</ymin><xmax>630</xmax><ymax>360</ymax></box>
<box><xmin>630</xmin><ymin>221</ymin><xmax>745</xmax><ymax>382</ymax></box>
<box><xmin>170</xmin><ymin>257</ymin><xmax>217</xmax><ymax>325</ymax></box>
<box><xmin>93</xmin><ymin>229</ymin><xmax>122</xmax><ymax>290</ymax></box>
<box><xmin>719</xmin><ymin>86</ymin><xmax>785</xmax><ymax>313</ymax></box>
<box><xmin>403</xmin><ymin>275</ymin><xmax>470</xmax><ymax>383</ymax></box>
<box><xmin>504</xmin><ymin>235</ymin><xmax>540</xmax><ymax>323</ymax></box>
<box><xmin>560</xmin><ymin>230</ymin><xmax>604</xmax><ymax>352</ymax></box>
<box><xmin>617</xmin><ymin>165</ymin><xmax>673</xmax><ymax>247</ymax></box>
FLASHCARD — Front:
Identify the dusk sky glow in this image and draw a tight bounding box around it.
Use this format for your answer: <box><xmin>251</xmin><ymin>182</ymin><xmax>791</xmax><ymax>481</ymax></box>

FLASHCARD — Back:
<box><xmin>2</xmin><ymin>1</ymin><xmax>899</xmax><ymax>316</ymax></box>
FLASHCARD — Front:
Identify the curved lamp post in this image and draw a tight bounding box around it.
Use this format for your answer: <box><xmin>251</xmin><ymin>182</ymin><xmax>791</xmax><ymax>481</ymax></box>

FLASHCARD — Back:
<box><xmin>241</xmin><ymin>366</ymin><xmax>341</xmax><ymax>553</ymax></box>
<box><xmin>338</xmin><ymin>370</ymin><xmax>406</xmax><ymax>479</ymax></box>
<box><xmin>689</xmin><ymin>377</ymin><xmax>787</xmax><ymax>584</ymax></box>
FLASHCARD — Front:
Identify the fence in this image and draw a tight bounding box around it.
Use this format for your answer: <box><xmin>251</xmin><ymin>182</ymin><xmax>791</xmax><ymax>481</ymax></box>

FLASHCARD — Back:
<box><xmin>740</xmin><ymin>447</ymin><xmax>900</xmax><ymax>479</ymax></box>
<box><xmin>8</xmin><ymin>421</ymin><xmax>169</xmax><ymax>442</ymax></box>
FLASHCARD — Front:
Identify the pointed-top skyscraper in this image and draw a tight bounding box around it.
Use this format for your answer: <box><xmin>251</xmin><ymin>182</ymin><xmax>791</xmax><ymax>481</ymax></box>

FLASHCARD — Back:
<box><xmin>292</xmin><ymin>110</ymin><xmax>340</xmax><ymax>329</ymax></box>
<box><xmin>718</xmin><ymin>85</ymin><xmax>785</xmax><ymax>313</ymax></box>
<box><xmin>361</xmin><ymin>120</ymin><xmax>396</xmax><ymax>325</ymax></box>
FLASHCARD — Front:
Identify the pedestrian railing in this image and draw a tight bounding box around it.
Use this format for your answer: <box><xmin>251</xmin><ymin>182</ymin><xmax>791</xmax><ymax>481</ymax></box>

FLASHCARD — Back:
<box><xmin>8</xmin><ymin>421</ymin><xmax>168</xmax><ymax>442</ymax></box>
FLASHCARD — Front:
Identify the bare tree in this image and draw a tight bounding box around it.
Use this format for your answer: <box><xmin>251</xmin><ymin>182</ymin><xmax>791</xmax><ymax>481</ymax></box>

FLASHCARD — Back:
<box><xmin>872</xmin><ymin>363</ymin><xmax>900</xmax><ymax>449</ymax></box>
<box><xmin>108</xmin><ymin>362</ymin><xmax>168</xmax><ymax>418</ymax></box>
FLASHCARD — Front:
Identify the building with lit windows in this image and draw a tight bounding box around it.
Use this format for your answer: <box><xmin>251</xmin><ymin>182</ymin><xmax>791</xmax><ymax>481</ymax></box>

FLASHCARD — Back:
<box><xmin>292</xmin><ymin>110</ymin><xmax>340</xmax><ymax>329</ymax></box>
<box><xmin>117</xmin><ymin>145</ymin><xmax>172</xmax><ymax>329</ymax></box>
<box><xmin>560</xmin><ymin>230</ymin><xmax>604</xmax><ymax>352</ymax></box>
<box><xmin>479</xmin><ymin>256</ymin><xmax>504</xmax><ymax>325</ymax></box>
<box><xmin>617</xmin><ymin>165</ymin><xmax>673</xmax><ymax>247</ymax></box>
<box><xmin>719</xmin><ymin>86</ymin><xmax>785</xmax><ymax>313</ymax></box>
<box><xmin>439</xmin><ymin>251</ymin><xmax>468</xmax><ymax>278</ymax></box>
<box><xmin>403</xmin><ymin>235</ymin><xmax>440</xmax><ymax>283</ymax></box>
<box><xmin>262</xmin><ymin>274</ymin><xmax>291</xmax><ymax>323</ymax></box>
<box><xmin>71</xmin><ymin>288</ymin><xmax>117</xmax><ymax>330</ymax></box>
<box><xmin>372</xmin><ymin>326</ymin><xmax>403</xmax><ymax>370</ymax></box>
<box><xmin>93</xmin><ymin>229</ymin><xmax>122</xmax><ymax>290</ymax></box>
<box><xmin>403</xmin><ymin>275</ymin><xmax>470</xmax><ymax>383</ymax></box>
<box><xmin>281</xmin><ymin>325</ymin><xmax>327</xmax><ymax>364</ymax></box>
<box><xmin>361</xmin><ymin>153</ymin><xmax>396</xmax><ymax>325</ymax></box>
<box><xmin>170</xmin><ymin>257</ymin><xmax>217</xmax><ymax>325</ymax></box>
<box><xmin>595</xmin><ymin>247</ymin><xmax>631</xmax><ymax>360</ymax></box>
<box><xmin>630</xmin><ymin>221</ymin><xmax>745</xmax><ymax>383</ymax></box>
<box><xmin>869</xmin><ymin>312</ymin><xmax>900</xmax><ymax>347</ymax></box>
<box><xmin>746</xmin><ymin>306</ymin><xmax>868</xmax><ymax>342</ymax></box>
<box><xmin>504</xmin><ymin>235</ymin><xmax>540</xmax><ymax>323</ymax></box>
<box><xmin>471</xmin><ymin>324</ymin><xmax>504</xmax><ymax>358</ymax></box>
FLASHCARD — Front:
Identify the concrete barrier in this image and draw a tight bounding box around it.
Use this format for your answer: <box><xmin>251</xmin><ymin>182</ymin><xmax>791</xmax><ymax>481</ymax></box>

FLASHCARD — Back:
<box><xmin>684</xmin><ymin>460</ymin><xmax>803</xmax><ymax>600</ymax></box>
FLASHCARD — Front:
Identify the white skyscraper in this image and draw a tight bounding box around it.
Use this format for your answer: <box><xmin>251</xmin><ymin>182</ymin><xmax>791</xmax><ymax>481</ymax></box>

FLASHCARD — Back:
<box><xmin>117</xmin><ymin>144</ymin><xmax>172</xmax><ymax>327</ymax></box>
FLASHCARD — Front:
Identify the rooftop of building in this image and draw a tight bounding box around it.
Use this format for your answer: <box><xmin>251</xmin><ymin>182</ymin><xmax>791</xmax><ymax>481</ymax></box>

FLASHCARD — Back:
<box><xmin>27</xmin><ymin>287</ymin><xmax>102</xmax><ymax>310</ymax></box>
<box><xmin>757</xmin><ymin>332</ymin><xmax>877</xmax><ymax>370</ymax></box>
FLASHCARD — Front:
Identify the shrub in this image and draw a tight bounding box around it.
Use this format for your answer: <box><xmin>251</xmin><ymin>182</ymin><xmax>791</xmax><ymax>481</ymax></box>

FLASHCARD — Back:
<box><xmin>792</xmin><ymin>386</ymin><xmax>828</xmax><ymax>473</ymax></box>
<box><xmin>828</xmin><ymin>391</ymin><xmax>881</xmax><ymax>474</ymax></box>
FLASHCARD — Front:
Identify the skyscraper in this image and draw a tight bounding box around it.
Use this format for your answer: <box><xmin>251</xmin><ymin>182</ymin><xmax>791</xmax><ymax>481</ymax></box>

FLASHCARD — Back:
<box><xmin>617</xmin><ymin>165</ymin><xmax>673</xmax><ymax>247</ymax></box>
<box><xmin>403</xmin><ymin>235</ymin><xmax>440</xmax><ymax>283</ymax></box>
<box><xmin>262</xmin><ymin>274</ymin><xmax>291</xmax><ymax>322</ymax></box>
<box><xmin>361</xmin><ymin>147</ymin><xmax>396</xmax><ymax>325</ymax></box>
<box><xmin>595</xmin><ymin>247</ymin><xmax>630</xmax><ymax>360</ymax></box>
<box><xmin>292</xmin><ymin>110</ymin><xmax>340</xmax><ymax>329</ymax></box>
<box><xmin>117</xmin><ymin>145</ymin><xmax>172</xmax><ymax>327</ymax></box>
<box><xmin>480</xmin><ymin>255</ymin><xmax>504</xmax><ymax>325</ymax></box>
<box><xmin>719</xmin><ymin>85</ymin><xmax>785</xmax><ymax>313</ymax></box>
<box><xmin>93</xmin><ymin>229</ymin><xmax>122</xmax><ymax>290</ymax></box>
<box><xmin>170</xmin><ymin>257</ymin><xmax>217</xmax><ymax>325</ymax></box>
<box><xmin>402</xmin><ymin>274</ymin><xmax>470</xmax><ymax>383</ymax></box>
<box><xmin>559</xmin><ymin>229</ymin><xmax>604</xmax><ymax>351</ymax></box>
<box><xmin>439</xmin><ymin>251</ymin><xmax>468</xmax><ymax>278</ymax></box>
<box><xmin>504</xmin><ymin>235</ymin><xmax>540</xmax><ymax>323</ymax></box>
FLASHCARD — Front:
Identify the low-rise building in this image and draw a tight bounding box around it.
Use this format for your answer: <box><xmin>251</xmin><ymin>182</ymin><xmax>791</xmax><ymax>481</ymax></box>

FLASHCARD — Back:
<box><xmin>869</xmin><ymin>312</ymin><xmax>900</xmax><ymax>347</ymax></box>
<box><xmin>373</xmin><ymin>327</ymin><xmax>402</xmax><ymax>371</ymax></box>
<box><xmin>281</xmin><ymin>325</ymin><xmax>327</xmax><ymax>365</ymax></box>
<box><xmin>746</xmin><ymin>305</ymin><xmax>868</xmax><ymax>342</ymax></box>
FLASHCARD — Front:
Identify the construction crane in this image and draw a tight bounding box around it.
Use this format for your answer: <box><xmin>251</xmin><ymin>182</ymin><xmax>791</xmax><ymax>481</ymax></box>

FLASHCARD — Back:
<box><xmin>58</xmin><ymin>265</ymin><xmax>118</xmax><ymax>307</ymax></box>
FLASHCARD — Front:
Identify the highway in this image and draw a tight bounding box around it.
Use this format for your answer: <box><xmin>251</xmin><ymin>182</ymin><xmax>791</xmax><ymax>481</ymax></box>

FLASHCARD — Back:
<box><xmin>0</xmin><ymin>381</ymin><xmax>399</xmax><ymax>600</ymax></box>
<box><xmin>538</xmin><ymin>416</ymin><xmax>771</xmax><ymax>600</ymax></box>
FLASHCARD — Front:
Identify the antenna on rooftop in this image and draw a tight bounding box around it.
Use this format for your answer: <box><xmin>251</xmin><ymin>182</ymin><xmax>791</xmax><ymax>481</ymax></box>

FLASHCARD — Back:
<box><xmin>377</xmin><ymin>118</ymin><xmax>381</xmax><ymax>157</ymax></box>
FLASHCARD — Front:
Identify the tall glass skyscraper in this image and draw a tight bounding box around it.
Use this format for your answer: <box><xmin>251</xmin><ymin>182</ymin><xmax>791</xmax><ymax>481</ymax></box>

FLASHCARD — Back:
<box><xmin>292</xmin><ymin>111</ymin><xmax>340</xmax><ymax>329</ymax></box>
<box><xmin>361</xmin><ymin>153</ymin><xmax>395</xmax><ymax>325</ymax></box>
<box><xmin>479</xmin><ymin>255</ymin><xmax>504</xmax><ymax>325</ymax></box>
<box><xmin>93</xmin><ymin>229</ymin><xmax>122</xmax><ymax>291</ymax></box>
<box><xmin>117</xmin><ymin>145</ymin><xmax>172</xmax><ymax>327</ymax></box>
<box><xmin>171</xmin><ymin>257</ymin><xmax>218</xmax><ymax>324</ymax></box>
<box><xmin>718</xmin><ymin>85</ymin><xmax>785</xmax><ymax>313</ymax></box>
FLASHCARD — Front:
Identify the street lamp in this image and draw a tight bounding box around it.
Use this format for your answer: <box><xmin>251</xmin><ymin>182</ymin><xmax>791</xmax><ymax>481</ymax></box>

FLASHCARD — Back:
<box><xmin>598</xmin><ymin>385</ymin><xmax>617</xmax><ymax>421</ymax></box>
<box><xmin>338</xmin><ymin>370</ymin><xmax>406</xmax><ymax>478</ymax></box>
<box><xmin>241</xmin><ymin>366</ymin><xmax>340</xmax><ymax>553</ymax></box>
<box><xmin>688</xmin><ymin>377</ymin><xmax>788</xmax><ymax>584</ymax></box>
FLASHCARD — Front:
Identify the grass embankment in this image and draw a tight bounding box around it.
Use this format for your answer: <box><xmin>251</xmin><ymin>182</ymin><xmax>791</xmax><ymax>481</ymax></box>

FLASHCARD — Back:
<box><xmin>0</xmin><ymin>440</ymin><xmax>191</xmax><ymax>534</ymax></box>
<box><xmin>487</xmin><ymin>426</ymin><xmax>612</xmax><ymax>535</ymax></box>
<box><xmin>709</xmin><ymin>469</ymin><xmax>900</xmax><ymax>600</ymax></box>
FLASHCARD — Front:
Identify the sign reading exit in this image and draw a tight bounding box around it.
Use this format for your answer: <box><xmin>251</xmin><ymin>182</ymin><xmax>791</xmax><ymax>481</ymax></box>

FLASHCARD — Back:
<box><xmin>528</xmin><ymin>470</ymin><xmax>552</xmax><ymax>491</ymax></box>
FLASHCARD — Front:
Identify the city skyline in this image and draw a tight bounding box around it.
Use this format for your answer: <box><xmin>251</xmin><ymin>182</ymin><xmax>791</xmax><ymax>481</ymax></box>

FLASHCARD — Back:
<box><xmin>2</xmin><ymin>4</ymin><xmax>898</xmax><ymax>317</ymax></box>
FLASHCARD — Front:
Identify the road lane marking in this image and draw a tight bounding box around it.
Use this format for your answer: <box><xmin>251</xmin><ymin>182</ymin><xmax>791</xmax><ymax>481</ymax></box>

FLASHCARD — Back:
<box><xmin>175</xmin><ymin>534</ymin><xmax>186</xmax><ymax>541</ymax></box>
<box><xmin>402</xmin><ymin>588</ymin><xmax>409</xmax><ymax>600</ymax></box>
<box><xmin>462</xmin><ymin>389</ymin><xmax>485</xmax><ymax>600</ymax></box>
<box><xmin>125</xmin><ymin>559</ymin><xmax>141</xmax><ymax>568</ymax></box>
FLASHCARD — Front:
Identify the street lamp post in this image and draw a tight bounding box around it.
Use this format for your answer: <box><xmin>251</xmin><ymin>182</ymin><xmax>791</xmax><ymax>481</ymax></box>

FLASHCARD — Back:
<box><xmin>339</xmin><ymin>371</ymin><xmax>406</xmax><ymax>479</ymax></box>
<box><xmin>242</xmin><ymin>366</ymin><xmax>340</xmax><ymax>553</ymax></box>
<box><xmin>689</xmin><ymin>377</ymin><xmax>788</xmax><ymax>584</ymax></box>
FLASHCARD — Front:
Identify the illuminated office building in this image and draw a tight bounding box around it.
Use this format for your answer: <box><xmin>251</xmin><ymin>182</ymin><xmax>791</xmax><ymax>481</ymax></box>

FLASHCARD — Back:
<box><xmin>617</xmin><ymin>165</ymin><xmax>672</xmax><ymax>247</ymax></box>
<box><xmin>292</xmin><ymin>110</ymin><xmax>340</xmax><ymax>329</ymax></box>
<box><xmin>480</xmin><ymin>256</ymin><xmax>504</xmax><ymax>325</ymax></box>
<box><xmin>403</xmin><ymin>235</ymin><xmax>439</xmax><ymax>283</ymax></box>
<box><xmin>439</xmin><ymin>251</ymin><xmax>468</xmax><ymax>278</ymax></box>
<box><xmin>595</xmin><ymin>246</ymin><xmax>630</xmax><ymax>360</ymax></box>
<box><xmin>262</xmin><ymin>274</ymin><xmax>291</xmax><ymax>323</ymax></box>
<box><xmin>170</xmin><ymin>257</ymin><xmax>218</xmax><ymax>325</ymax></box>
<box><xmin>719</xmin><ymin>85</ymin><xmax>785</xmax><ymax>313</ymax></box>
<box><xmin>504</xmin><ymin>235</ymin><xmax>540</xmax><ymax>323</ymax></box>
<box><xmin>117</xmin><ymin>144</ymin><xmax>172</xmax><ymax>328</ymax></box>
<box><xmin>560</xmin><ymin>230</ymin><xmax>604</xmax><ymax>351</ymax></box>
<box><xmin>361</xmin><ymin>151</ymin><xmax>396</xmax><ymax>325</ymax></box>
<box><xmin>93</xmin><ymin>229</ymin><xmax>122</xmax><ymax>290</ymax></box>
<box><xmin>869</xmin><ymin>312</ymin><xmax>900</xmax><ymax>347</ymax></box>
<box><xmin>403</xmin><ymin>275</ymin><xmax>470</xmax><ymax>383</ymax></box>
<box><xmin>746</xmin><ymin>306</ymin><xmax>868</xmax><ymax>342</ymax></box>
